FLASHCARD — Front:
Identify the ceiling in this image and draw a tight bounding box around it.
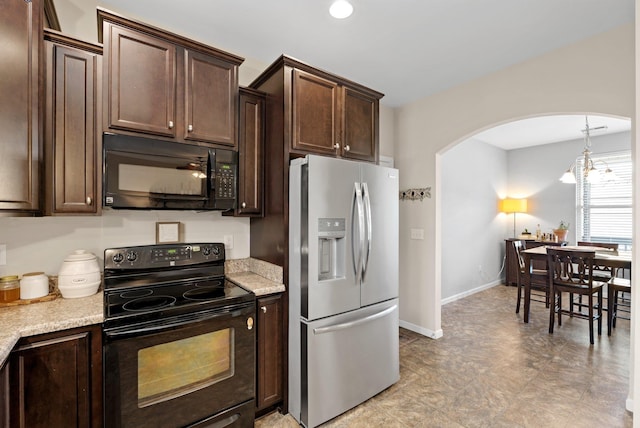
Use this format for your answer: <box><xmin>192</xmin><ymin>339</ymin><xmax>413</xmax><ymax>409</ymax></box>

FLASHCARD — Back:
<box><xmin>473</xmin><ymin>115</ymin><xmax>632</xmax><ymax>150</ymax></box>
<box><xmin>93</xmin><ymin>0</ymin><xmax>634</xmax><ymax>148</ymax></box>
<box><xmin>97</xmin><ymin>0</ymin><xmax>634</xmax><ymax>108</ymax></box>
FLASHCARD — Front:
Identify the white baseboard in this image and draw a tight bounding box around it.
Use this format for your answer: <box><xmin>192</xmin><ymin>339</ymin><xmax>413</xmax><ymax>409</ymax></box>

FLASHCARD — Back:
<box><xmin>399</xmin><ymin>319</ymin><xmax>443</xmax><ymax>339</ymax></box>
<box><xmin>441</xmin><ymin>279</ymin><xmax>503</xmax><ymax>306</ymax></box>
<box><xmin>398</xmin><ymin>280</ymin><xmax>502</xmax><ymax>340</ymax></box>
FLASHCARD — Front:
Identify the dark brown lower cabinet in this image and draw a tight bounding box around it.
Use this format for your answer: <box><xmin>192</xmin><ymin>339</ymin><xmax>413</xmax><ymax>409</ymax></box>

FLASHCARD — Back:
<box><xmin>0</xmin><ymin>358</ymin><xmax>9</xmax><ymax>427</ymax></box>
<box><xmin>9</xmin><ymin>324</ymin><xmax>102</xmax><ymax>428</ymax></box>
<box><xmin>256</xmin><ymin>293</ymin><xmax>283</xmax><ymax>414</ymax></box>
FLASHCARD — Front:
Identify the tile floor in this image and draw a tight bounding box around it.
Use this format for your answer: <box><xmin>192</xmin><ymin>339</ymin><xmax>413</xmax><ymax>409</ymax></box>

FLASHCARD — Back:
<box><xmin>256</xmin><ymin>285</ymin><xmax>632</xmax><ymax>427</ymax></box>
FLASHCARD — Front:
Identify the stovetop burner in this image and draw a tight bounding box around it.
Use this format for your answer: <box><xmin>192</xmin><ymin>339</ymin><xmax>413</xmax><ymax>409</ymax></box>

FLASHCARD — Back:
<box><xmin>102</xmin><ymin>243</ymin><xmax>254</xmax><ymax>329</ymax></box>
<box><xmin>122</xmin><ymin>295</ymin><xmax>177</xmax><ymax>312</ymax></box>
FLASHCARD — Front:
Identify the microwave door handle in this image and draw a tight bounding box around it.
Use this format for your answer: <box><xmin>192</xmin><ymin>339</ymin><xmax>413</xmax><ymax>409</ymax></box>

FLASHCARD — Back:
<box><xmin>208</xmin><ymin>149</ymin><xmax>216</xmax><ymax>195</ymax></box>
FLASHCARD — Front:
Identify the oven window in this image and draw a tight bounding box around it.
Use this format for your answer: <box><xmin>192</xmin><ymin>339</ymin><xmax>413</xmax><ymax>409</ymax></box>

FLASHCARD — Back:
<box><xmin>137</xmin><ymin>328</ymin><xmax>234</xmax><ymax>407</ymax></box>
<box><xmin>119</xmin><ymin>163</ymin><xmax>205</xmax><ymax>195</ymax></box>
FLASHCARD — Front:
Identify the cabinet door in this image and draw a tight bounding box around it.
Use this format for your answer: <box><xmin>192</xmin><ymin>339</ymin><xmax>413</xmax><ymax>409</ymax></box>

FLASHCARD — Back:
<box><xmin>340</xmin><ymin>86</ymin><xmax>378</xmax><ymax>162</ymax></box>
<box><xmin>237</xmin><ymin>89</ymin><xmax>264</xmax><ymax>216</ymax></box>
<box><xmin>292</xmin><ymin>69</ymin><xmax>339</xmax><ymax>155</ymax></box>
<box><xmin>184</xmin><ymin>50</ymin><xmax>238</xmax><ymax>147</ymax></box>
<box><xmin>106</xmin><ymin>25</ymin><xmax>176</xmax><ymax>137</ymax></box>
<box><xmin>45</xmin><ymin>42</ymin><xmax>100</xmax><ymax>214</ymax></box>
<box><xmin>0</xmin><ymin>359</ymin><xmax>8</xmax><ymax>427</ymax></box>
<box><xmin>256</xmin><ymin>294</ymin><xmax>283</xmax><ymax>411</ymax></box>
<box><xmin>9</xmin><ymin>325</ymin><xmax>102</xmax><ymax>428</ymax></box>
<box><xmin>0</xmin><ymin>0</ymin><xmax>41</xmax><ymax>212</ymax></box>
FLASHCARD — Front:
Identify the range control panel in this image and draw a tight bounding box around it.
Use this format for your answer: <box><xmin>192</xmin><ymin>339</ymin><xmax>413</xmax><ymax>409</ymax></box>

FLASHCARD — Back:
<box><xmin>104</xmin><ymin>243</ymin><xmax>225</xmax><ymax>270</ymax></box>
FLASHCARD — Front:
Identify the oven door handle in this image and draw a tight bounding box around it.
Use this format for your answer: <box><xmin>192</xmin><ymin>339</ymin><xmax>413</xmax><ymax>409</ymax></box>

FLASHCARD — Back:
<box><xmin>104</xmin><ymin>307</ymin><xmax>249</xmax><ymax>339</ymax></box>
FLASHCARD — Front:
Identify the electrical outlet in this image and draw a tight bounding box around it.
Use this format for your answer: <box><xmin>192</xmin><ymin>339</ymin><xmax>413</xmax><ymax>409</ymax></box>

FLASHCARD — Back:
<box><xmin>0</xmin><ymin>244</ymin><xmax>6</xmax><ymax>266</ymax></box>
<box><xmin>410</xmin><ymin>228</ymin><xmax>424</xmax><ymax>240</ymax></box>
<box><xmin>223</xmin><ymin>235</ymin><xmax>234</xmax><ymax>250</ymax></box>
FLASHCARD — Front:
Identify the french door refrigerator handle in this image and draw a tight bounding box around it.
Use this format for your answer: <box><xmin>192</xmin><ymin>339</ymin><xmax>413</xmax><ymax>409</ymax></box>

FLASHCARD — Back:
<box><xmin>361</xmin><ymin>182</ymin><xmax>372</xmax><ymax>280</ymax></box>
<box><xmin>312</xmin><ymin>304</ymin><xmax>398</xmax><ymax>335</ymax></box>
<box><xmin>351</xmin><ymin>183</ymin><xmax>364</xmax><ymax>282</ymax></box>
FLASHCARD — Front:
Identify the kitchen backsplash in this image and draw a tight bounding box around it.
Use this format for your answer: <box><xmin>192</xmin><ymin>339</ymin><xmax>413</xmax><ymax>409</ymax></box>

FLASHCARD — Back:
<box><xmin>0</xmin><ymin>209</ymin><xmax>250</xmax><ymax>277</ymax></box>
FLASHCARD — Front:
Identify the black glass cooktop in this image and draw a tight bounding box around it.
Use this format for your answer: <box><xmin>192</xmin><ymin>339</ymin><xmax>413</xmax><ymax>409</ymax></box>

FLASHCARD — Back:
<box><xmin>104</xmin><ymin>278</ymin><xmax>252</xmax><ymax>320</ymax></box>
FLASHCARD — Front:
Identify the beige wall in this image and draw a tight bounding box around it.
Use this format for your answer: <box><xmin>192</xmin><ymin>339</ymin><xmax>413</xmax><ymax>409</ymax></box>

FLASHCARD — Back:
<box><xmin>379</xmin><ymin>105</ymin><xmax>396</xmax><ymax>160</ymax></box>
<box><xmin>395</xmin><ymin>23</ymin><xmax>634</xmax><ymax>338</ymax></box>
<box><xmin>54</xmin><ymin>0</ymin><xmax>100</xmax><ymax>43</ymax></box>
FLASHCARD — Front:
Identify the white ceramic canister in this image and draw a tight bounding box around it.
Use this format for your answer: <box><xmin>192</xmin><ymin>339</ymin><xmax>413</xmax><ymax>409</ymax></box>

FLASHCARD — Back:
<box><xmin>20</xmin><ymin>272</ymin><xmax>49</xmax><ymax>300</ymax></box>
<box><xmin>57</xmin><ymin>250</ymin><xmax>101</xmax><ymax>298</ymax></box>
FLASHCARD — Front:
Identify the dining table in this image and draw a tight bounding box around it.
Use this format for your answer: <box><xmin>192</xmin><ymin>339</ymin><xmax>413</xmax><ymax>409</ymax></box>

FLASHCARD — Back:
<box><xmin>521</xmin><ymin>245</ymin><xmax>631</xmax><ymax>323</ymax></box>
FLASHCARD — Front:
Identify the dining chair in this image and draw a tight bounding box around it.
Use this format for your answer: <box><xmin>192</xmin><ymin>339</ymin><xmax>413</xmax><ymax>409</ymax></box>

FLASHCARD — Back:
<box><xmin>577</xmin><ymin>241</ymin><xmax>619</xmax><ymax>250</ymax></box>
<box><xmin>607</xmin><ymin>261</ymin><xmax>631</xmax><ymax>336</ymax></box>
<box><xmin>547</xmin><ymin>248</ymin><xmax>605</xmax><ymax>345</ymax></box>
<box><xmin>571</xmin><ymin>241</ymin><xmax>619</xmax><ymax>315</ymax></box>
<box><xmin>513</xmin><ymin>240</ymin><xmax>548</xmax><ymax>319</ymax></box>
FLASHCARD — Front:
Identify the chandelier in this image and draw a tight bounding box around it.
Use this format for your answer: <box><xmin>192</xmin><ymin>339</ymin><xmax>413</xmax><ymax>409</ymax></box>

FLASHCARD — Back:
<box><xmin>559</xmin><ymin>116</ymin><xmax>617</xmax><ymax>184</ymax></box>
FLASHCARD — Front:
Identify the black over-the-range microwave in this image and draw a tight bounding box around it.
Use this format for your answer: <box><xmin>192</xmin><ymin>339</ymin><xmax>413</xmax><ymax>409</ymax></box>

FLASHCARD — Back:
<box><xmin>103</xmin><ymin>133</ymin><xmax>237</xmax><ymax>210</ymax></box>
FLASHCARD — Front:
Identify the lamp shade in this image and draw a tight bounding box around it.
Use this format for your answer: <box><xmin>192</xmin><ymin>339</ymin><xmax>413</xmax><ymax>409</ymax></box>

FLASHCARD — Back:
<box><xmin>499</xmin><ymin>198</ymin><xmax>527</xmax><ymax>213</ymax></box>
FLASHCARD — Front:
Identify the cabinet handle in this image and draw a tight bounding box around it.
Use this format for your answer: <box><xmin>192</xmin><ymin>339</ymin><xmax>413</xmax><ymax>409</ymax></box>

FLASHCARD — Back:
<box><xmin>168</xmin><ymin>121</ymin><xmax>174</xmax><ymax>129</ymax></box>
<box><xmin>241</xmin><ymin>202</ymin><xmax>246</xmax><ymax>208</ymax></box>
<box><xmin>188</xmin><ymin>124</ymin><xmax>193</xmax><ymax>132</ymax></box>
<box><xmin>333</xmin><ymin>143</ymin><xmax>340</xmax><ymax>149</ymax></box>
<box><xmin>344</xmin><ymin>145</ymin><xmax>351</xmax><ymax>152</ymax></box>
<box><xmin>261</xmin><ymin>306</ymin><xmax>267</xmax><ymax>313</ymax></box>
<box><xmin>86</xmin><ymin>196</ymin><xmax>92</xmax><ymax>205</ymax></box>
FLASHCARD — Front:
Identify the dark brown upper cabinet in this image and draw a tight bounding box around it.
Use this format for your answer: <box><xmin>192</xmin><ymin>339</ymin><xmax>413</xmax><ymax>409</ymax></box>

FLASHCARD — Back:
<box><xmin>44</xmin><ymin>30</ymin><xmax>102</xmax><ymax>215</ymax></box>
<box><xmin>289</xmin><ymin>61</ymin><xmax>382</xmax><ymax>163</ymax></box>
<box><xmin>341</xmin><ymin>86</ymin><xmax>379</xmax><ymax>162</ymax></box>
<box><xmin>98</xmin><ymin>8</ymin><xmax>243</xmax><ymax>149</ymax></box>
<box><xmin>0</xmin><ymin>0</ymin><xmax>43</xmax><ymax>213</ymax></box>
<box><xmin>234</xmin><ymin>88</ymin><xmax>265</xmax><ymax>217</ymax></box>
<box><xmin>184</xmin><ymin>50</ymin><xmax>238</xmax><ymax>146</ymax></box>
<box><xmin>292</xmin><ymin>69</ymin><xmax>340</xmax><ymax>156</ymax></box>
<box><xmin>105</xmin><ymin>25</ymin><xmax>176</xmax><ymax>138</ymax></box>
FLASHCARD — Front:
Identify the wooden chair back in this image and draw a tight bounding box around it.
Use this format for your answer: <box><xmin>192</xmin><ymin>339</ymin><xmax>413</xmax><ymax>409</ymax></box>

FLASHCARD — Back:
<box><xmin>577</xmin><ymin>241</ymin><xmax>619</xmax><ymax>251</ymax></box>
<box><xmin>513</xmin><ymin>240</ymin><xmax>526</xmax><ymax>272</ymax></box>
<box><xmin>547</xmin><ymin>248</ymin><xmax>598</xmax><ymax>290</ymax></box>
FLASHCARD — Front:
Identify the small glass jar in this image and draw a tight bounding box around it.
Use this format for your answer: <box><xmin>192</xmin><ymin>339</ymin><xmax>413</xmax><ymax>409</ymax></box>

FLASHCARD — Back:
<box><xmin>0</xmin><ymin>275</ymin><xmax>20</xmax><ymax>303</ymax></box>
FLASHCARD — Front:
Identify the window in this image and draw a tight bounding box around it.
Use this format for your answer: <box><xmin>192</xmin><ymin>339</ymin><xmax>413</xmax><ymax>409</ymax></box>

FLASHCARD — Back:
<box><xmin>576</xmin><ymin>151</ymin><xmax>632</xmax><ymax>250</ymax></box>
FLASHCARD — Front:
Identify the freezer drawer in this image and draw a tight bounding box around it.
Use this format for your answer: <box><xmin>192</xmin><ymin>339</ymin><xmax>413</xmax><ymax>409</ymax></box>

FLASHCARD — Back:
<box><xmin>298</xmin><ymin>299</ymin><xmax>399</xmax><ymax>428</ymax></box>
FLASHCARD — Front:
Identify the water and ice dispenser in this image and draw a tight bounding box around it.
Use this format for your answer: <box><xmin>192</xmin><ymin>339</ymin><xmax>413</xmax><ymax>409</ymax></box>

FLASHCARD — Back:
<box><xmin>318</xmin><ymin>218</ymin><xmax>345</xmax><ymax>280</ymax></box>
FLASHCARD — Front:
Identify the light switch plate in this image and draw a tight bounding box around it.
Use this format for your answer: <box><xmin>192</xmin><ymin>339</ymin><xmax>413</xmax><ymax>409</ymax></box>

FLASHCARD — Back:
<box><xmin>410</xmin><ymin>228</ymin><xmax>425</xmax><ymax>240</ymax></box>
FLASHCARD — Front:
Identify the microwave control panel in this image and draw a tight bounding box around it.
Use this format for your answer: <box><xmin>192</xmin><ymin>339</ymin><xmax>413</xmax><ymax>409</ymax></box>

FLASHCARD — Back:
<box><xmin>216</xmin><ymin>163</ymin><xmax>236</xmax><ymax>199</ymax></box>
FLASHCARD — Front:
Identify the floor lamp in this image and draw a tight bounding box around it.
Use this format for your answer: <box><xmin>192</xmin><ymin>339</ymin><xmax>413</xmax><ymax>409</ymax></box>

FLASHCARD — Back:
<box><xmin>500</xmin><ymin>198</ymin><xmax>528</xmax><ymax>238</ymax></box>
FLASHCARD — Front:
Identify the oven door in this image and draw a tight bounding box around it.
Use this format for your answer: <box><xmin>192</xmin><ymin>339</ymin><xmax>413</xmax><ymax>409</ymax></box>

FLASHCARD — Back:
<box><xmin>103</xmin><ymin>302</ymin><xmax>255</xmax><ymax>428</ymax></box>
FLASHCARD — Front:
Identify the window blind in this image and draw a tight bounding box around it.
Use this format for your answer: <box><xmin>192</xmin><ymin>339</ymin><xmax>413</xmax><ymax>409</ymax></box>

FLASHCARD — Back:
<box><xmin>576</xmin><ymin>151</ymin><xmax>632</xmax><ymax>250</ymax></box>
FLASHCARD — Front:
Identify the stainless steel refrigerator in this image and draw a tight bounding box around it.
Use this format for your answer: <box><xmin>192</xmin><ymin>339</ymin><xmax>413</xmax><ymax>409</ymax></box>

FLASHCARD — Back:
<box><xmin>289</xmin><ymin>155</ymin><xmax>399</xmax><ymax>428</ymax></box>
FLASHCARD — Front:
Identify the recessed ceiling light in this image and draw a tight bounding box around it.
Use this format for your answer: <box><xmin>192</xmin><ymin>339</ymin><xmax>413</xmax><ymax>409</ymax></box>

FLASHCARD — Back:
<box><xmin>329</xmin><ymin>0</ymin><xmax>353</xmax><ymax>19</ymax></box>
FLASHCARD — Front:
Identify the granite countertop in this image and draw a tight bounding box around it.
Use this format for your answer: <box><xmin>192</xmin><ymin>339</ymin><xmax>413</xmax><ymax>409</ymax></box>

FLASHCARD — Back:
<box><xmin>0</xmin><ymin>292</ymin><xmax>103</xmax><ymax>364</ymax></box>
<box><xmin>0</xmin><ymin>257</ymin><xmax>284</xmax><ymax>365</ymax></box>
<box><xmin>225</xmin><ymin>257</ymin><xmax>285</xmax><ymax>296</ymax></box>
<box><xmin>226</xmin><ymin>271</ymin><xmax>285</xmax><ymax>296</ymax></box>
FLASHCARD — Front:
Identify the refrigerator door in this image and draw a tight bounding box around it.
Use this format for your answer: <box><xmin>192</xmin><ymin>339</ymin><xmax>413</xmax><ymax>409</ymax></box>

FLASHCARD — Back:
<box><xmin>360</xmin><ymin>163</ymin><xmax>399</xmax><ymax>307</ymax></box>
<box><xmin>301</xmin><ymin>299</ymin><xmax>399</xmax><ymax>428</ymax></box>
<box><xmin>303</xmin><ymin>155</ymin><xmax>362</xmax><ymax>321</ymax></box>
